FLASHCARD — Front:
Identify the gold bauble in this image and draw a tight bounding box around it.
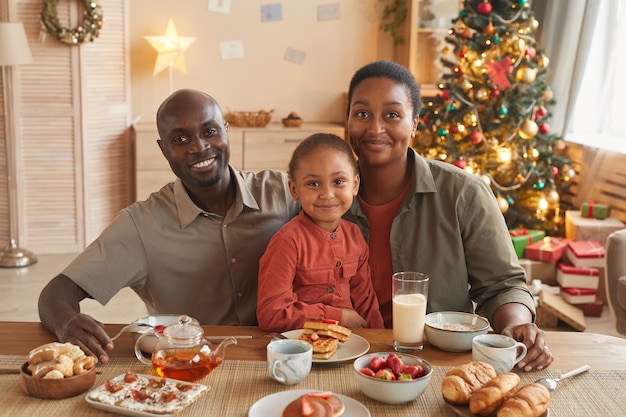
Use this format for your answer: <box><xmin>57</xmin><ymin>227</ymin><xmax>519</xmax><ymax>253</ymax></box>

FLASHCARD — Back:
<box><xmin>519</xmin><ymin>119</ymin><xmax>539</xmax><ymax>140</ymax></box>
<box><xmin>547</xmin><ymin>190</ymin><xmax>560</xmax><ymax>204</ymax></box>
<box><xmin>497</xmin><ymin>196</ymin><xmax>509</xmax><ymax>214</ymax></box>
<box><xmin>463</xmin><ymin>112</ymin><xmax>478</xmax><ymax>126</ymax></box>
<box><xmin>554</xmin><ymin>139</ymin><xmax>566</xmax><ymax>151</ymax></box>
<box><xmin>475</xmin><ymin>88</ymin><xmax>489</xmax><ymax>101</ymax></box>
<box><xmin>461</xmin><ymin>79</ymin><xmax>473</xmax><ymax>91</ymax></box>
<box><xmin>532</xmin><ymin>19</ymin><xmax>539</xmax><ymax>30</ymax></box>
<box><xmin>516</xmin><ymin>66</ymin><xmax>537</xmax><ymax>83</ymax></box>
<box><xmin>539</xmin><ymin>53</ymin><xmax>550</xmax><ymax>68</ymax></box>
<box><xmin>543</xmin><ymin>89</ymin><xmax>554</xmax><ymax>101</ymax></box>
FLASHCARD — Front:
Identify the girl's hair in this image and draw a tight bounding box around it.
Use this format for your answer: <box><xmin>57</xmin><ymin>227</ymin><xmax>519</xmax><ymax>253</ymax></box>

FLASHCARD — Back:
<box><xmin>346</xmin><ymin>60</ymin><xmax>421</xmax><ymax>119</ymax></box>
<box><xmin>288</xmin><ymin>133</ymin><xmax>357</xmax><ymax>179</ymax></box>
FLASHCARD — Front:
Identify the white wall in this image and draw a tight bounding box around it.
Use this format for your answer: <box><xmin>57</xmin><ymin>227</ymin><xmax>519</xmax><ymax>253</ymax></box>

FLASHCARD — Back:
<box><xmin>129</xmin><ymin>0</ymin><xmax>392</xmax><ymax>124</ymax></box>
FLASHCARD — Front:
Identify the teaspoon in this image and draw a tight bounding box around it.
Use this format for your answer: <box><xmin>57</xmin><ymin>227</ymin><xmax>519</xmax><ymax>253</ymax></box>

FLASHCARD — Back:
<box><xmin>535</xmin><ymin>365</ymin><xmax>590</xmax><ymax>391</ymax></box>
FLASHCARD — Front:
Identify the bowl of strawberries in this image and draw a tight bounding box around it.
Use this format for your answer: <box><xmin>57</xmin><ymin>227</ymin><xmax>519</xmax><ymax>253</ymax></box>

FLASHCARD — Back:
<box><xmin>353</xmin><ymin>352</ymin><xmax>432</xmax><ymax>404</ymax></box>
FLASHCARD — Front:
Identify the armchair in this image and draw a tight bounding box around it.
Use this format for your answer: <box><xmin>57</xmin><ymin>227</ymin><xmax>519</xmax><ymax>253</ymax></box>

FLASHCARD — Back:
<box><xmin>605</xmin><ymin>228</ymin><xmax>626</xmax><ymax>335</ymax></box>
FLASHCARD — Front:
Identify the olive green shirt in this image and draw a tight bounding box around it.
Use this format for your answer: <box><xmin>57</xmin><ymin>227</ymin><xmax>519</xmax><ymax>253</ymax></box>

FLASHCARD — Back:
<box><xmin>344</xmin><ymin>149</ymin><xmax>534</xmax><ymax>325</ymax></box>
<box><xmin>63</xmin><ymin>168</ymin><xmax>299</xmax><ymax>325</ymax></box>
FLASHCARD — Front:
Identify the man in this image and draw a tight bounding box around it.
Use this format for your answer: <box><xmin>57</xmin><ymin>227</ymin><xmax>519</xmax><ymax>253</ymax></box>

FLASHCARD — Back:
<box><xmin>38</xmin><ymin>89</ymin><xmax>299</xmax><ymax>363</ymax></box>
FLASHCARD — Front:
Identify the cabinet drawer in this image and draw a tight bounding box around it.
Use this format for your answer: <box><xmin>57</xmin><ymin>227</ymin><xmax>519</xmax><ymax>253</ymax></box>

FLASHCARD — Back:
<box><xmin>244</xmin><ymin>132</ymin><xmax>307</xmax><ymax>172</ymax></box>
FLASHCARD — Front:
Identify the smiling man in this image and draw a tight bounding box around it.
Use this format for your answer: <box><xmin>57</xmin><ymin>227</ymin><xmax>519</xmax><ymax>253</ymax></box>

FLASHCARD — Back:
<box><xmin>38</xmin><ymin>89</ymin><xmax>300</xmax><ymax>363</ymax></box>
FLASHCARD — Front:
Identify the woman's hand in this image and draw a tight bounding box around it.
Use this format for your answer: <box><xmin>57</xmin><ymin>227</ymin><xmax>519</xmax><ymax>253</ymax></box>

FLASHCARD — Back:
<box><xmin>501</xmin><ymin>323</ymin><xmax>553</xmax><ymax>371</ymax></box>
<box><xmin>341</xmin><ymin>308</ymin><xmax>367</xmax><ymax>328</ymax></box>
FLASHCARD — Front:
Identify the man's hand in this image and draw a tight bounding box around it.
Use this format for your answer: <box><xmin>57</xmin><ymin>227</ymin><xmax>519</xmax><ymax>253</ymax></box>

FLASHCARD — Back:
<box><xmin>56</xmin><ymin>313</ymin><xmax>114</xmax><ymax>364</ymax></box>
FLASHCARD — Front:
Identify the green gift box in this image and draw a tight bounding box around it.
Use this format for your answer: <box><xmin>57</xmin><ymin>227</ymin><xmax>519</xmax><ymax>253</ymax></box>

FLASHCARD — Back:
<box><xmin>580</xmin><ymin>202</ymin><xmax>609</xmax><ymax>220</ymax></box>
<box><xmin>509</xmin><ymin>229</ymin><xmax>546</xmax><ymax>258</ymax></box>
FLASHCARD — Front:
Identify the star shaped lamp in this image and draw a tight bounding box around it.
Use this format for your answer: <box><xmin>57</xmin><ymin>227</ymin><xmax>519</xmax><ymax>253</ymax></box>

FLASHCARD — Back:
<box><xmin>144</xmin><ymin>19</ymin><xmax>196</xmax><ymax>93</ymax></box>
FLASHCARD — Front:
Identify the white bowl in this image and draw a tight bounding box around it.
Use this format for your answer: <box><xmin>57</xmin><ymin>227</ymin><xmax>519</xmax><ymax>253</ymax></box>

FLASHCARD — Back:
<box><xmin>131</xmin><ymin>314</ymin><xmax>199</xmax><ymax>353</ymax></box>
<box><xmin>424</xmin><ymin>311</ymin><xmax>490</xmax><ymax>352</ymax></box>
<box><xmin>353</xmin><ymin>352</ymin><xmax>432</xmax><ymax>404</ymax></box>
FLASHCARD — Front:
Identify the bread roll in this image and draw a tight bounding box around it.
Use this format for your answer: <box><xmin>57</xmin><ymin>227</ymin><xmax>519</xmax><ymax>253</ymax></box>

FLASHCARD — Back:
<box><xmin>469</xmin><ymin>372</ymin><xmax>520</xmax><ymax>416</ymax></box>
<box><xmin>441</xmin><ymin>361</ymin><xmax>497</xmax><ymax>405</ymax></box>
<box><xmin>497</xmin><ymin>383</ymin><xmax>551</xmax><ymax>417</ymax></box>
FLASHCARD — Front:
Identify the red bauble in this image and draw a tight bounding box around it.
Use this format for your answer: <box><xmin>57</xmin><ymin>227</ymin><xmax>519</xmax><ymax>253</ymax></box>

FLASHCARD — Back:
<box><xmin>552</xmin><ymin>166</ymin><xmax>560</xmax><ymax>178</ymax></box>
<box><xmin>490</xmin><ymin>88</ymin><xmax>500</xmax><ymax>98</ymax></box>
<box><xmin>441</xmin><ymin>89</ymin><xmax>450</xmax><ymax>100</ymax></box>
<box><xmin>534</xmin><ymin>106</ymin><xmax>547</xmax><ymax>119</ymax></box>
<box><xmin>450</xmin><ymin>125</ymin><xmax>459</xmax><ymax>133</ymax></box>
<box><xmin>539</xmin><ymin>123</ymin><xmax>550</xmax><ymax>133</ymax></box>
<box><xmin>453</xmin><ymin>159</ymin><xmax>467</xmax><ymax>169</ymax></box>
<box><xmin>469</xmin><ymin>130</ymin><xmax>483</xmax><ymax>144</ymax></box>
<box><xmin>477</xmin><ymin>1</ymin><xmax>493</xmax><ymax>15</ymax></box>
<box><xmin>525</xmin><ymin>46</ymin><xmax>536</xmax><ymax>59</ymax></box>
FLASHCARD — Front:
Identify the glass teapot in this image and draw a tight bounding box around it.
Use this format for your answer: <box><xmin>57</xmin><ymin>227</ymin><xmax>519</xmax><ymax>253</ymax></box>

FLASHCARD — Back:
<box><xmin>134</xmin><ymin>314</ymin><xmax>236</xmax><ymax>382</ymax></box>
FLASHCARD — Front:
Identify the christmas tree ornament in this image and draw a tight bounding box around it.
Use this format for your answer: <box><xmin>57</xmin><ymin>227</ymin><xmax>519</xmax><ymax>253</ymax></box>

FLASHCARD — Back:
<box><xmin>538</xmin><ymin>53</ymin><xmax>550</xmax><ymax>68</ymax></box>
<box><xmin>516</xmin><ymin>66</ymin><xmax>537</xmax><ymax>83</ymax></box>
<box><xmin>519</xmin><ymin>119</ymin><xmax>539</xmax><ymax>139</ymax></box>
<box><xmin>497</xmin><ymin>196</ymin><xmax>510</xmax><ymax>214</ymax></box>
<box><xmin>497</xmin><ymin>106</ymin><xmax>508</xmax><ymax>117</ymax></box>
<box><xmin>437</xmin><ymin>128</ymin><xmax>448</xmax><ymax>137</ymax></box>
<box><xmin>462</xmin><ymin>79</ymin><xmax>473</xmax><ymax>91</ymax></box>
<box><xmin>553</xmin><ymin>139</ymin><xmax>566</xmax><ymax>151</ymax></box>
<box><xmin>490</xmin><ymin>88</ymin><xmax>500</xmax><ymax>98</ymax></box>
<box><xmin>543</xmin><ymin>88</ymin><xmax>554</xmax><ymax>101</ymax></box>
<box><xmin>477</xmin><ymin>1</ymin><xmax>493</xmax><ymax>15</ymax></box>
<box><xmin>539</xmin><ymin>122</ymin><xmax>550</xmax><ymax>134</ymax></box>
<box><xmin>534</xmin><ymin>106</ymin><xmax>547</xmax><ymax>119</ymax></box>
<box><xmin>453</xmin><ymin>158</ymin><xmax>467</xmax><ymax>169</ymax></box>
<box><xmin>485</xmin><ymin>23</ymin><xmax>496</xmax><ymax>35</ymax></box>
<box><xmin>547</xmin><ymin>189</ymin><xmax>560</xmax><ymax>204</ymax></box>
<box><xmin>481</xmin><ymin>175</ymin><xmax>491</xmax><ymax>186</ymax></box>
<box><xmin>487</xmin><ymin>57</ymin><xmax>513</xmax><ymax>89</ymax></box>
<box><xmin>533</xmin><ymin>178</ymin><xmax>546</xmax><ymax>190</ymax></box>
<box><xmin>525</xmin><ymin>46</ymin><xmax>536</xmax><ymax>59</ymax></box>
<box><xmin>532</xmin><ymin>19</ymin><xmax>539</xmax><ymax>29</ymax></box>
<box><xmin>551</xmin><ymin>166</ymin><xmax>560</xmax><ymax>178</ymax></box>
<box><xmin>469</xmin><ymin>130</ymin><xmax>483</xmax><ymax>144</ymax></box>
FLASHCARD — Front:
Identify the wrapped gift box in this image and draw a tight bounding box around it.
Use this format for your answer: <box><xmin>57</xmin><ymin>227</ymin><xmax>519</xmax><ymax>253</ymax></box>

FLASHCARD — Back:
<box><xmin>560</xmin><ymin>287</ymin><xmax>597</xmax><ymax>304</ymax></box>
<box><xmin>565</xmin><ymin>210</ymin><xmax>625</xmax><ymax>247</ymax></box>
<box><xmin>539</xmin><ymin>291</ymin><xmax>586</xmax><ymax>331</ymax></box>
<box><xmin>565</xmin><ymin>240</ymin><xmax>605</xmax><ymax>268</ymax></box>
<box><xmin>580</xmin><ymin>202</ymin><xmax>609</xmax><ymax>220</ymax></box>
<box><xmin>524</xmin><ymin>237</ymin><xmax>567</xmax><ymax>263</ymax></box>
<box><xmin>556</xmin><ymin>263</ymin><xmax>600</xmax><ymax>290</ymax></box>
<box><xmin>575</xmin><ymin>297</ymin><xmax>603</xmax><ymax>317</ymax></box>
<box><xmin>519</xmin><ymin>258</ymin><xmax>557</xmax><ymax>285</ymax></box>
<box><xmin>510</xmin><ymin>229</ymin><xmax>546</xmax><ymax>259</ymax></box>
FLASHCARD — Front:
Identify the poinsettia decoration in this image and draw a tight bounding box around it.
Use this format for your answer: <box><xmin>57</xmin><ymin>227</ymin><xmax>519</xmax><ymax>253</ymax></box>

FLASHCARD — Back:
<box><xmin>486</xmin><ymin>56</ymin><xmax>513</xmax><ymax>90</ymax></box>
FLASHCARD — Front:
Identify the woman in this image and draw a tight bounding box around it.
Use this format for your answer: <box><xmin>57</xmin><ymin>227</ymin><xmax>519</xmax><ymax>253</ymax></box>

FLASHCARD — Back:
<box><xmin>343</xmin><ymin>60</ymin><xmax>553</xmax><ymax>371</ymax></box>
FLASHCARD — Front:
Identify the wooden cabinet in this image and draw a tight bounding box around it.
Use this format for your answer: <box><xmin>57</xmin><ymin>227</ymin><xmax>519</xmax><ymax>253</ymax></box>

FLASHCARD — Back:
<box><xmin>133</xmin><ymin>121</ymin><xmax>342</xmax><ymax>201</ymax></box>
<box><xmin>394</xmin><ymin>0</ymin><xmax>460</xmax><ymax>97</ymax></box>
<box><xmin>236</xmin><ymin>123</ymin><xmax>345</xmax><ymax>172</ymax></box>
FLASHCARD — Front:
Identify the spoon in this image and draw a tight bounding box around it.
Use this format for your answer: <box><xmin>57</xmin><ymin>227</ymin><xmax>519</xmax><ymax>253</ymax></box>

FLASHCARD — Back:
<box><xmin>535</xmin><ymin>365</ymin><xmax>591</xmax><ymax>391</ymax></box>
<box><xmin>109</xmin><ymin>323</ymin><xmax>154</xmax><ymax>341</ymax></box>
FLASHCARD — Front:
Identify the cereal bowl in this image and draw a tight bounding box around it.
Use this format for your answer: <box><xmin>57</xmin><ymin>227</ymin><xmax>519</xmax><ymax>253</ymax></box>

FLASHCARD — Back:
<box><xmin>131</xmin><ymin>314</ymin><xmax>200</xmax><ymax>354</ymax></box>
<box><xmin>425</xmin><ymin>311</ymin><xmax>490</xmax><ymax>352</ymax></box>
<box><xmin>353</xmin><ymin>352</ymin><xmax>432</xmax><ymax>404</ymax></box>
<box><xmin>19</xmin><ymin>361</ymin><xmax>96</xmax><ymax>399</ymax></box>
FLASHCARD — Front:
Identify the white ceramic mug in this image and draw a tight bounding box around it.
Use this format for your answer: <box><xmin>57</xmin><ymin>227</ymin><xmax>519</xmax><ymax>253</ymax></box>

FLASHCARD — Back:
<box><xmin>267</xmin><ymin>339</ymin><xmax>312</xmax><ymax>385</ymax></box>
<box><xmin>472</xmin><ymin>334</ymin><xmax>528</xmax><ymax>374</ymax></box>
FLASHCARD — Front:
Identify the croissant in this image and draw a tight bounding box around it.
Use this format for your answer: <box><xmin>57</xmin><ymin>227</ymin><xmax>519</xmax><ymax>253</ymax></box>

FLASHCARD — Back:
<box><xmin>441</xmin><ymin>361</ymin><xmax>497</xmax><ymax>405</ymax></box>
<box><xmin>497</xmin><ymin>383</ymin><xmax>551</xmax><ymax>417</ymax></box>
<box><xmin>469</xmin><ymin>372</ymin><xmax>520</xmax><ymax>416</ymax></box>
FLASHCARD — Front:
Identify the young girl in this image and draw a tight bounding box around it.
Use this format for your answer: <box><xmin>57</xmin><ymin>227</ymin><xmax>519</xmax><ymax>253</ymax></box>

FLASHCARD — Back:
<box><xmin>256</xmin><ymin>133</ymin><xmax>384</xmax><ymax>332</ymax></box>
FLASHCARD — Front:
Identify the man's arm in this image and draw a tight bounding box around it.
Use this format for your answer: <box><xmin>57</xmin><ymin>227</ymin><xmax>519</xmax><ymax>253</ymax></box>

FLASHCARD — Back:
<box><xmin>38</xmin><ymin>274</ymin><xmax>113</xmax><ymax>363</ymax></box>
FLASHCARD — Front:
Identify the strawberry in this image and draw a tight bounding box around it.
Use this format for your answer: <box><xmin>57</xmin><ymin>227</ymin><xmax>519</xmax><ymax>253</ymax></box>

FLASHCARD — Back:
<box><xmin>301</xmin><ymin>396</ymin><xmax>315</xmax><ymax>416</ymax></box>
<box><xmin>154</xmin><ymin>325</ymin><xmax>166</xmax><ymax>335</ymax></box>
<box><xmin>309</xmin><ymin>332</ymin><xmax>320</xmax><ymax>342</ymax></box>
<box><xmin>369</xmin><ymin>355</ymin><xmax>387</xmax><ymax>372</ymax></box>
<box><xmin>307</xmin><ymin>391</ymin><xmax>332</xmax><ymax>400</ymax></box>
<box><xmin>398</xmin><ymin>373</ymin><xmax>413</xmax><ymax>381</ymax></box>
<box><xmin>401</xmin><ymin>364</ymin><xmax>424</xmax><ymax>379</ymax></box>
<box><xmin>386</xmin><ymin>354</ymin><xmax>404</xmax><ymax>376</ymax></box>
<box><xmin>321</xmin><ymin>319</ymin><xmax>339</xmax><ymax>325</ymax></box>
<box><xmin>374</xmin><ymin>369</ymin><xmax>396</xmax><ymax>380</ymax></box>
<box><xmin>359</xmin><ymin>368</ymin><xmax>376</xmax><ymax>377</ymax></box>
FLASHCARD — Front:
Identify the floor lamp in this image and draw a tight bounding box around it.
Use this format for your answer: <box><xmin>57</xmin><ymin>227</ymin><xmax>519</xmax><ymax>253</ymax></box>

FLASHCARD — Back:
<box><xmin>0</xmin><ymin>22</ymin><xmax>36</xmax><ymax>268</ymax></box>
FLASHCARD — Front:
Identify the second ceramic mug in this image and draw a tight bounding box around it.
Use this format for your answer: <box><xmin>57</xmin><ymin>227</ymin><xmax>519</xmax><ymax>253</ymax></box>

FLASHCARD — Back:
<box><xmin>267</xmin><ymin>339</ymin><xmax>312</xmax><ymax>385</ymax></box>
<box><xmin>472</xmin><ymin>334</ymin><xmax>528</xmax><ymax>374</ymax></box>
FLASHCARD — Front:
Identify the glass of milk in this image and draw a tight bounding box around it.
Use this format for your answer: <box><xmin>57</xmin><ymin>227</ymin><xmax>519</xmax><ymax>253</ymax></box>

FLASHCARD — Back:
<box><xmin>392</xmin><ymin>272</ymin><xmax>429</xmax><ymax>352</ymax></box>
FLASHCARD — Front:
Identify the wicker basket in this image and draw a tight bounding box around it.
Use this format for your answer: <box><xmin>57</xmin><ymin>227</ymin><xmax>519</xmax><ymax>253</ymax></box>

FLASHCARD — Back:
<box><xmin>225</xmin><ymin>109</ymin><xmax>274</xmax><ymax>128</ymax></box>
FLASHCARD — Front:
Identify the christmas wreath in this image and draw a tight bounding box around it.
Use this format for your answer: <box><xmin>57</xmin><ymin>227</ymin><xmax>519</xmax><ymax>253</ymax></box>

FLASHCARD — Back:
<box><xmin>41</xmin><ymin>0</ymin><xmax>103</xmax><ymax>45</ymax></box>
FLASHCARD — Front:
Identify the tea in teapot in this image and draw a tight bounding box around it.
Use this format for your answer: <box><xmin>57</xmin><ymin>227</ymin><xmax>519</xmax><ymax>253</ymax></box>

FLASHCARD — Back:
<box><xmin>134</xmin><ymin>315</ymin><xmax>236</xmax><ymax>382</ymax></box>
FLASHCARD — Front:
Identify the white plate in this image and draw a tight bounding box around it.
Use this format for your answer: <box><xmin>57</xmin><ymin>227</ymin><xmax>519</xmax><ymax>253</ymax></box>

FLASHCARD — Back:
<box><xmin>282</xmin><ymin>330</ymin><xmax>370</xmax><ymax>363</ymax></box>
<box><xmin>249</xmin><ymin>389</ymin><xmax>370</xmax><ymax>417</ymax></box>
<box><xmin>85</xmin><ymin>373</ymin><xmax>209</xmax><ymax>417</ymax></box>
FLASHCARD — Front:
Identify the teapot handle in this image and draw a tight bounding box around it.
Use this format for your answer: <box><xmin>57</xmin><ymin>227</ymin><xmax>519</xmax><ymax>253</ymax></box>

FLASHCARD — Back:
<box><xmin>134</xmin><ymin>332</ymin><xmax>156</xmax><ymax>365</ymax></box>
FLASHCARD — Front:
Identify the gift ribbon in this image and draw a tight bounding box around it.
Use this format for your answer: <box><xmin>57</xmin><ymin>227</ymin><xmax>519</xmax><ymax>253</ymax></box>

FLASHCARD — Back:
<box><xmin>509</xmin><ymin>229</ymin><xmax>527</xmax><ymax>236</ymax></box>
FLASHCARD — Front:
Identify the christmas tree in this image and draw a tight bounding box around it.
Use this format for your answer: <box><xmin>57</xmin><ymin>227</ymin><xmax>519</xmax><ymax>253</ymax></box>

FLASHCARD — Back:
<box><xmin>413</xmin><ymin>0</ymin><xmax>574</xmax><ymax>235</ymax></box>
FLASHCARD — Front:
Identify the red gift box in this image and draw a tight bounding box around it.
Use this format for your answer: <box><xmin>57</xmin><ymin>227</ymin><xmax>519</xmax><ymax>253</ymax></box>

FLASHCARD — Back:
<box><xmin>565</xmin><ymin>240</ymin><xmax>605</xmax><ymax>268</ymax></box>
<box><xmin>560</xmin><ymin>287</ymin><xmax>597</xmax><ymax>304</ymax></box>
<box><xmin>575</xmin><ymin>297</ymin><xmax>603</xmax><ymax>317</ymax></box>
<box><xmin>556</xmin><ymin>263</ymin><xmax>600</xmax><ymax>290</ymax></box>
<box><xmin>524</xmin><ymin>237</ymin><xmax>568</xmax><ymax>262</ymax></box>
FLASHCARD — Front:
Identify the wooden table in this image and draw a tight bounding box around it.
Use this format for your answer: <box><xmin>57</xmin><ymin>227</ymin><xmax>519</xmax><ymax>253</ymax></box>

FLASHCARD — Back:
<box><xmin>2</xmin><ymin>322</ymin><xmax>626</xmax><ymax>417</ymax></box>
<box><xmin>1</xmin><ymin>322</ymin><xmax>625</xmax><ymax>369</ymax></box>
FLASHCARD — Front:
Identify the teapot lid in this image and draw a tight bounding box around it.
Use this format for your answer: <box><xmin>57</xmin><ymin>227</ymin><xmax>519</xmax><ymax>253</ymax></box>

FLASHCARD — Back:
<box><xmin>163</xmin><ymin>315</ymin><xmax>203</xmax><ymax>339</ymax></box>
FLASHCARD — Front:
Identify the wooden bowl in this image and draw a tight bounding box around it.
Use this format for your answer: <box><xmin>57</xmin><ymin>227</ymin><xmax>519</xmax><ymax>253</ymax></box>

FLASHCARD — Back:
<box><xmin>281</xmin><ymin>117</ymin><xmax>303</xmax><ymax>127</ymax></box>
<box><xmin>19</xmin><ymin>362</ymin><xmax>96</xmax><ymax>399</ymax></box>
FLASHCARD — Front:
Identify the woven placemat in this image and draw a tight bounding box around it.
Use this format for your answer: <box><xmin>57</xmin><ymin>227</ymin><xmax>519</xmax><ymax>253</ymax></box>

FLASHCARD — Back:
<box><xmin>2</xmin><ymin>356</ymin><xmax>625</xmax><ymax>416</ymax></box>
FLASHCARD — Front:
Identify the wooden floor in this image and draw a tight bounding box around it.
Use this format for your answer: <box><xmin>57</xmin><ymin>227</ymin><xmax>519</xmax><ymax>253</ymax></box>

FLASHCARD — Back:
<box><xmin>0</xmin><ymin>254</ymin><xmax>623</xmax><ymax>339</ymax></box>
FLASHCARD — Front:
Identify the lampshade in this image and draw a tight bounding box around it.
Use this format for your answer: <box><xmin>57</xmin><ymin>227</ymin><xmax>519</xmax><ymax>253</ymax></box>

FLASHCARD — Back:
<box><xmin>0</xmin><ymin>22</ymin><xmax>33</xmax><ymax>66</ymax></box>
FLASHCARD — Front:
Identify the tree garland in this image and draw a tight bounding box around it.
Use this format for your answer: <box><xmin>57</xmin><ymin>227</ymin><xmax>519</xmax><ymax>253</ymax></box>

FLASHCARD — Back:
<box><xmin>41</xmin><ymin>0</ymin><xmax>103</xmax><ymax>45</ymax></box>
